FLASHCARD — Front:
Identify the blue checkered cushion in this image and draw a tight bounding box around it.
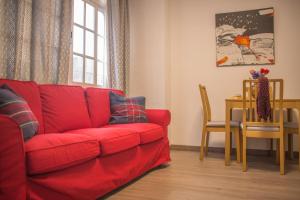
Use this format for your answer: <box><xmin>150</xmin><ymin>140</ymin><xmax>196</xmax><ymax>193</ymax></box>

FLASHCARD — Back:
<box><xmin>0</xmin><ymin>84</ymin><xmax>38</xmax><ymax>140</ymax></box>
<box><xmin>109</xmin><ymin>92</ymin><xmax>148</xmax><ymax>124</ymax></box>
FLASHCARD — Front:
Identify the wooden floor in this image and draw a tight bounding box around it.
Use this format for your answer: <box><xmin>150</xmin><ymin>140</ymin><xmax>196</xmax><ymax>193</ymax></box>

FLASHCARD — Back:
<box><xmin>104</xmin><ymin>150</ymin><xmax>300</xmax><ymax>200</ymax></box>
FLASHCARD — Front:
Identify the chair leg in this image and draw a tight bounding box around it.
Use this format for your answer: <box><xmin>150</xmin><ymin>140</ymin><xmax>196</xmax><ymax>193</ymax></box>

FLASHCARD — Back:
<box><xmin>205</xmin><ymin>132</ymin><xmax>210</xmax><ymax>156</ymax></box>
<box><xmin>280</xmin><ymin>135</ymin><xmax>285</xmax><ymax>175</ymax></box>
<box><xmin>234</xmin><ymin>128</ymin><xmax>241</xmax><ymax>163</ymax></box>
<box><xmin>286</xmin><ymin>108</ymin><xmax>294</xmax><ymax>160</ymax></box>
<box><xmin>230</xmin><ymin>132</ymin><xmax>233</xmax><ymax>155</ymax></box>
<box><xmin>269</xmin><ymin>139</ymin><xmax>273</xmax><ymax>156</ymax></box>
<box><xmin>239</xmin><ymin>131</ymin><xmax>243</xmax><ymax>162</ymax></box>
<box><xmin>242</xmin><ymin>132</ymin><xmax>247</xmax><ymax>172</ymax></box>
<box><xmin>200</xmin><ymin>127</ymin><xmax>207</xmax><ymax>160</ymax></box>
<box><xmin>276</xmin><ymin>139</ymin><xmax>280</xmax><ymax>165</ymax></box>
<box><xmin>288</xmin><ymin>134</ymin><xmax>294</xmax><ymax>160</ymax></box>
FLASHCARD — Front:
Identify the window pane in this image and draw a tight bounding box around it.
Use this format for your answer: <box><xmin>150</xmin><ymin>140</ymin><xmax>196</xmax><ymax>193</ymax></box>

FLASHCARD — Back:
<box><xmin>73</xmin><ymin>26</ymin><xmax>83</xmax><ymax>54</ymax></box>
<box><xmin>85</xmin><ymin>58</ymin><xmax>94</xmax><ymax>84</ymax></box>
<box><xmin>98</xmin><ymin>11</ymin><xmax>105</xmax><ymax>36</ymax></box>
<box><xmin>97</xmin><ymin>36</ymin><xmax>104</xmax><ymax>61</ymax></box>
<box><xmin>74</xmin><ymin>0</ymin><xmax>84</xmax><ymax>25</ymax></box>
<box><xmin>73</xmin><ymin>55</ymin><xmax>83</xmax><ymax>82</ymax></box>
<box><xmin>85</xmin><ymin>30</ymin><xmax>94</xmax><ymax>57</ymax></box>
<box><xmin>97</xmin><ymin>61</ymin><xmax>104</xmax><ymax>86</ymax></box>
<box><xmin>86</xmin><ymin>3</ymin><xmax>95</xmax><ymax>30</ymax></box>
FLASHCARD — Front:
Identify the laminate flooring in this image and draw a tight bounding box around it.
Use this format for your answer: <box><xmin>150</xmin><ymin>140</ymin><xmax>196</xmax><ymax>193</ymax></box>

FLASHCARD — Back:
<box><xmin>103</xmin><ymin>150</ymin><xmax>300</xmax><ymax>200</ymax></box>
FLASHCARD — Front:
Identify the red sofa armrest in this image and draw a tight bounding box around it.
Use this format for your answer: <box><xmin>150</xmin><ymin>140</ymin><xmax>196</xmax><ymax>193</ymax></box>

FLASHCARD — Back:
<box><xmin>145</xmin><ymin>109</ymin><xmax>171</xmax><ymax>127</ymax></box>
<box><xmin>0</xmin><ymin>115</ymin><xmax>26</xmax><ymax>200</ymax></box>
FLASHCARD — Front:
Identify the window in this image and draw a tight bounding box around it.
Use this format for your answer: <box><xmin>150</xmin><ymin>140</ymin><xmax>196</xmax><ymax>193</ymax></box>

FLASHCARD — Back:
<box><xmin>72</xmin><ymin>0</ymin><xmax>107</xmax><ymax>86</ymax></box>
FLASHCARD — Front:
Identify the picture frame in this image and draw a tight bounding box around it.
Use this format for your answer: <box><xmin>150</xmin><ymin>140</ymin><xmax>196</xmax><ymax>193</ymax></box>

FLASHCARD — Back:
<box><xmin>216</xmin><ymin>7</ymin><xmax>275</xmax><ymax>67</ymax></box>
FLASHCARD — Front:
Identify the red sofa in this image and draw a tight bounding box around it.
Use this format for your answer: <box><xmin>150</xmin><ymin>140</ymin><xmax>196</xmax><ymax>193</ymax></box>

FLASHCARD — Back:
<box><xmin>0</xmin><ymin>79</ymin><xmax>171</xmax><ymax>200</ymax></box>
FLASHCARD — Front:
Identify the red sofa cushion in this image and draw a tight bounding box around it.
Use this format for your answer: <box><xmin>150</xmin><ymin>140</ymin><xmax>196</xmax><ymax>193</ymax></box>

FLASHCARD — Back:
<box><xmin>39</xmin><ymin>85</ymin><xmax>92</xmax><ymax>133</ymax></box>
<box><xmin>25</xmin><ymin>133</ymin><xmax>100</xmax><ymax>175</ymax></box>
<box><xmin>85</xmin><ymin>88</ymin><xmax>124</xmax><ymax>127</ymax></box>
<box><xmin>66</xmin><ymin>128</ymin><xmax>140</xmax><ymax>156</ymax></box>
<box><xmin>0</xmin><ymin>79</ymin><xmax>44</xmax><ymax>134</ymax></box>
<box><xmin>104</xmin><ymin>123</ymin><xmax>164</xmax><ymax>144</ymax></box>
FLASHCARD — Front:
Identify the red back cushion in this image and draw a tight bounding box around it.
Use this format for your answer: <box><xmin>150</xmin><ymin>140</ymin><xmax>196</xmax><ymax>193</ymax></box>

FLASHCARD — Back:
<box><xmin>39</xmin><ymin>85</ymin><xmax>92</xmax><ymax>133</ymax></box>
<box><xmin>0</xmin><ymin>79</ymin><xmax>44</xmax><ymax>134</ymax></box>
<box><xmin>85</xmin><ymin>88</ymin><xmax>124</xmax><ymax>127</ymax></box>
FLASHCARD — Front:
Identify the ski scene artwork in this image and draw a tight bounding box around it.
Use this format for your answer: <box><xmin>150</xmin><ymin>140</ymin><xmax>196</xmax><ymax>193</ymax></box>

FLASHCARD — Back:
<box><xmin>216</xmin><ymin>8</ymin><xmax>274</xmax><ymax>67</ymax></box>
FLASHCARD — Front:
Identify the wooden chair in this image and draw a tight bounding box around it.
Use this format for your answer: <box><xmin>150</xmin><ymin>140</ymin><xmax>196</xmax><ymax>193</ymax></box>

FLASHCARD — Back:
<box><xmin>284</xmin><ymin>121</ymin><xmax>299</xmax><ymax>160</ymax></box>
<box><xmin>247</xmin><ymin>85</ymin><xmax>275</xmax><ymax>156</ymax></box>
<box><xmin>242</xmin><ymin>79</ymin><xmax>285</xmax><ymax>175</ymax></box>
<box><xmin>199</xmin><ymin>84</ymin><xmax>241</xmax><ymax>162</ymax></box>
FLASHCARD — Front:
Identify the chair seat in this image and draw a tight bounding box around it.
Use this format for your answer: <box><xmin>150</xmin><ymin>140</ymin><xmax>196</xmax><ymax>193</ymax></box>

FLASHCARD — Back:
<box><xmin>241</xmin><ymin>122</ymin><xmax>299</xmax><ymax>132</ymax></box>
<box><xmin>207</xmin><ymin>121</ymin><xmax>240</xmax><ymax>127</ymax></box>
<box><xmin>284</xmin><ymin>122</ymin><xmax>298</xmax><ymax>129</ymax></box>
<box><xmin>240</xmin><ymin>123</ymin><xmax>279</xmax><ymax>132</ymax></box>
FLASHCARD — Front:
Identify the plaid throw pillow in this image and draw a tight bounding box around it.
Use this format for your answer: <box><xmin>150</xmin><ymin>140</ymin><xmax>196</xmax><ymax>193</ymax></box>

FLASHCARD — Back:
<box><xmin>109</xmin><ymin>92</ymin><xmax>148</xmax><ymax>124</ymax></box>
<box><xmin>0</xmin><ymin>84</ymin><xmax>38</xmax><ymax>140</ymax></box>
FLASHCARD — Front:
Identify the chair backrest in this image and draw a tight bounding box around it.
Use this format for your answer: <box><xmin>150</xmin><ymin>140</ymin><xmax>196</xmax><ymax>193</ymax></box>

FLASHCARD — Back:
<box><xmin>242</xmin><ymin>79</ymin><xmax>284</xmax><ymax>130</ymax></box>
<box><xmin>246</xmin><ymin>85</ymin><xmax>273</xmax><ymax>99</ymax></box>
<box><xmin>199</xmin><ymin>84</ymin><xmax>211</xmax><ymax>123</ymax></box>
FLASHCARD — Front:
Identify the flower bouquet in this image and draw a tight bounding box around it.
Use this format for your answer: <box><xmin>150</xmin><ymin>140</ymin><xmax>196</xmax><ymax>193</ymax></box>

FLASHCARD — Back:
<box><xmin>249</xmin><ymin>68</ymin><xmax>270</xmax><ymax>79</ymax></box>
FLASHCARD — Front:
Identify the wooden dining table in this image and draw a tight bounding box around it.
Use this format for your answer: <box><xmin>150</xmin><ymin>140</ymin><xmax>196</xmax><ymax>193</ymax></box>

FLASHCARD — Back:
<box><xmin>224</xmin><ymin>96</ymin><xmax>300</xmax><ymax>169</ymax></box>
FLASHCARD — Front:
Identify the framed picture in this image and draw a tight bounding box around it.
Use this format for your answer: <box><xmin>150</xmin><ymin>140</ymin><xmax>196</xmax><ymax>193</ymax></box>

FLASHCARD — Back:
<box><xmin>216</xmin><ymin>7</ymin><xmax>274</xmax><ymax>67</ymax></box>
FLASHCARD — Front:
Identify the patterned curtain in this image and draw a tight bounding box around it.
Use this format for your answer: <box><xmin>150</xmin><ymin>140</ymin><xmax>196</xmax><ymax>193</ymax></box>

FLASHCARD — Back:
<box><xmin>107</xmin><ymin>0</ymin><xmax>130</xmax><ymax>92</ymax></box>
<box><xmin>0</xmin><ymin>0</ymin><xmax>72</xmax><ymax>84</ymax></box>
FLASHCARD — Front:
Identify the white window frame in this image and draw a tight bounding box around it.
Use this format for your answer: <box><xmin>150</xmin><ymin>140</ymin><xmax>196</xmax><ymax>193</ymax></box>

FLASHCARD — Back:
<box><xmin>70</xmin><ymin>0</ymin><xmax>107</xmax><ymax>87</ymax></box>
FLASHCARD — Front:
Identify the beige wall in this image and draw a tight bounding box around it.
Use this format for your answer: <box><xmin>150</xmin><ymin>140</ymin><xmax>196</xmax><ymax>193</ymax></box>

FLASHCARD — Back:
<box><xmin>129</xmin><ymin>0</ymin><xmax>170</xmax><ymax>109</ymax></box>
<box><xmin>129</xmin><ymin>0</ymin><xmax>300</xmax><ymax>150</ymax></box>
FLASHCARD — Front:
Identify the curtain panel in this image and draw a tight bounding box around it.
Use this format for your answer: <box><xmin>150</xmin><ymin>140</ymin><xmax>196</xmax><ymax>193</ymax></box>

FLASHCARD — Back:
<box><xmin>107</xmin><ymin>0</ymin><xmax>129</xmax><ymax>93</ymax></box>
<box><xmin>0</xmin><ymin>0</ymin><xmax>72</xmax><ymax>84</ymax></box>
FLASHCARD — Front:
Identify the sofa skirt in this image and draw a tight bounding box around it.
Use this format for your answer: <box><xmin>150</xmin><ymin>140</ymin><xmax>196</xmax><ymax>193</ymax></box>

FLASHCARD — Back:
<box><xmin>27</xmin><ymin>138</ymin><xmax>170</xmax><ymax>200</ymax></box>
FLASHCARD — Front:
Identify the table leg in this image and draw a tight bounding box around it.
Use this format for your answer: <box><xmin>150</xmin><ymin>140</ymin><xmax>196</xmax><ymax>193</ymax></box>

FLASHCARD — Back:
<box><xmin>297</xmin><ymin>105</ymin><xmax>300</xmax><ymax>171</ymax></box>
<box><xmin>225</xmin><ymin>101</ymin><xmax>231</xmax><ymax>166</ymax></box>
<box><xmin>299</xmin><ymin>128</ymin><xmax>300</xmax><ymax>171</ymax></box>
<box><xmin>230</xmin><ymin>109</ymin><xmax>233</xmax><ymax>155</ymax></box>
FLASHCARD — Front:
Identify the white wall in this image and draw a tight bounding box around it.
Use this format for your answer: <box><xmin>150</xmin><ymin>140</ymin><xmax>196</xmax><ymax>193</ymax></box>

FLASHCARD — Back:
<box><xmin>129</xmin><ymin>0</ymin><xmax>300</xmax><ymax>150</ymax></box>
<box><xmin>129</xmin><ymin>0</ymin><xmax>170</xmax><ymax>109</ymax></box>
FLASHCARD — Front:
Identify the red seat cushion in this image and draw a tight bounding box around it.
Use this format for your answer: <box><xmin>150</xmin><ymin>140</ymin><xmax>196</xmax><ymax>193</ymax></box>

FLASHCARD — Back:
<box><xmin>66</xmin><ymin>128</ymin><xmax>140</xmax><ymax>156</ymax></box>
<box><xmin>39</xmin><ymin>85</ymin><xmax>92</xmax><ymax>133</ymax></box>
<box><xmin>25</xmin><ymin>134</ymin><xmax>100</xmax><ymax>175</ymax></box>
<box><xmin>0</xmin><ymin>79</ymin><xmax>44</xmax><ymax>134</ymax></box>
<box><xmin>104</xmin><ymin>123</ymin><xmax>164</xmax><ymax>144</ymax></box>
<box><xmin>85</xmin><ymin>88</ymin><xmax>124</xmax><ymax>127</ymax></box>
